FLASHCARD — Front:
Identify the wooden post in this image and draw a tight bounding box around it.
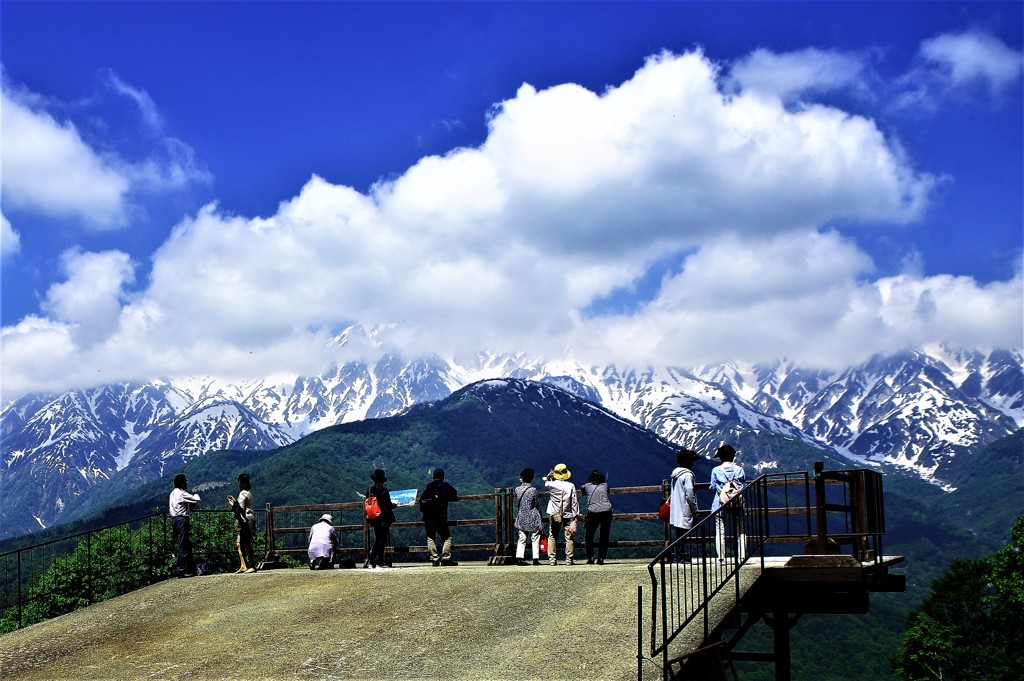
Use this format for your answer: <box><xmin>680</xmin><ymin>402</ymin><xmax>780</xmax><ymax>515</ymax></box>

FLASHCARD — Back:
<box><xmin>489</xmin><ymin>487</ymin><xmax>518</xmax><ymax>565</ymax></box>
<box><xmin>849</xmin><ymin>471</ymin><xmax>873</xmax><ymax>562</ymax></box>
<box><xmin>803</xmin><ymin>462</ymin><xmax>840</xmax><ymax>555</ymax></box>
<box><xmin>765</xmin><ymin>611</ymin><xmax>799</xmax><ymax>681</ymax></box>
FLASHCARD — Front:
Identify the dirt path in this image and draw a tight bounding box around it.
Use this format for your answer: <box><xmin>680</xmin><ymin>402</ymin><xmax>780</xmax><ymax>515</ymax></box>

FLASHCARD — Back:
<box><xmin>0</xmin><ymin>561</ymin><xmax>658</xmax><ymax>680</ymax></box>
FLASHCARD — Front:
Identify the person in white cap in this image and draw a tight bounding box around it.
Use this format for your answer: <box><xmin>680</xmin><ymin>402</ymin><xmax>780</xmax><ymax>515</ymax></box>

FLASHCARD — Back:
<box><xmin>308</xmin><ymin>513</ymin><xmax>339</xmax><ymax>569</ymax></box>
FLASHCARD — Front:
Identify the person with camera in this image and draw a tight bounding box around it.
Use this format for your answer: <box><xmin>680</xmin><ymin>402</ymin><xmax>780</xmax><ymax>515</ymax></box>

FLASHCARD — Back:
<box><xmin>544</xmin><ymin>463</ymin><xmax>580</xmax><ymax>566</ymax></box>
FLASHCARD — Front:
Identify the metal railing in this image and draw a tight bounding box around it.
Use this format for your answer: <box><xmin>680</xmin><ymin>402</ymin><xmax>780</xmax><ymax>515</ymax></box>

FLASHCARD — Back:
<box><xmin>0</xmin><ymin>509</ymin><xmax>265</xmax><ymax>632</ymax></box>
<box><xmin>644</xmin><ymin>464</ymin><xmax>886</xmax><ymax>678</ymax></box>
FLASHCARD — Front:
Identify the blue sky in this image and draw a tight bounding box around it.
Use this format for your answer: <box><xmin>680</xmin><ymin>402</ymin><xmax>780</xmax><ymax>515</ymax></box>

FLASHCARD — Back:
<box><xmin>1</xmin><ymin>1</ymin><xmax>1022</xmax><ymax>400</ymax></box>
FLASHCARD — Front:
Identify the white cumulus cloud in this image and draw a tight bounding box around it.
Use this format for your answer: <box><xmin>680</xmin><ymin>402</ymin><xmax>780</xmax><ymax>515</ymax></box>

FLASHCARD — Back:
<box><xmin>729</xmin><ymin>47</ymin><xmax>872</xmax><ymax>102</ymax></box>
<box><xmin>1</xmin><ymin>47</ymin><xmax>1019</xmax><ymax>399</ymax></box>
<box><xmin>0</xmin><ymin>89</ymin><xmax>132</xmax><ymax>228</ymax></box>
<box><xmin>920</xmin><ymin>29</ymin><xmax>1023</xmax><ymax>96</ymax></box>
<box><xmin>1</xmin><ymin>213</ymin><xmax>20</xmax><ymax>260</ymax></box>
<box><xmin>0</xmin><ymin>75</ymin><xmax>211</xmax><ymax>232</ymax></box>
<box><xmin>43</xmin><ymin>249</ymin><xmax>136</xmax><ymax>347</ymax></box>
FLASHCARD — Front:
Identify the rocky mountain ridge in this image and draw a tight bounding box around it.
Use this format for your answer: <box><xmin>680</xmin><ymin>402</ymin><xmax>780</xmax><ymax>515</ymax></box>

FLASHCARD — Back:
<box><xmin>1</xmin><ymin>329</ymin><xmax>1020</xmax><ymax>539</ymax></box>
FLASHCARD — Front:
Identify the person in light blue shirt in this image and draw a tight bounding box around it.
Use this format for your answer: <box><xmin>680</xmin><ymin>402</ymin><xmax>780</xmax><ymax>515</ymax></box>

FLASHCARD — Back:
<box><xmin>709</xmin><ymin>444</ymin><xmax>747</xmax><ymax>563</ymax></box>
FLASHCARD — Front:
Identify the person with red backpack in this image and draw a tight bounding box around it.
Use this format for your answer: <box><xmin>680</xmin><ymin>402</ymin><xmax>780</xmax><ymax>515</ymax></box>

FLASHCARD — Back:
<box><xmin>366</xmin><ymin>469</ymin><xmax>397</xmax><ymax>569</ymax></box>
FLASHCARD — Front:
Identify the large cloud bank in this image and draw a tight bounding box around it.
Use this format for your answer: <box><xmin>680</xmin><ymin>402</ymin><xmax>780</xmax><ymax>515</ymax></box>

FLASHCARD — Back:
<box><xmin>2</xmin><ymin>47</ymin><xmax>1021</xmax><ymax>398</ymax></box>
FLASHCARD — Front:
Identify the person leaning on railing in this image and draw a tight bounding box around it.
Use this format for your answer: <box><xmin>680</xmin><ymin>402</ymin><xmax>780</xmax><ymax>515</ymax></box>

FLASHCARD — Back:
<box><xmin>169</xmin><ymin>473</ymin><xmax>201</xmax><ymax>578</ymax></box>
<box><xmin>420</xmin><ymin>468</ymin><xmax>459</xmax><ymax>567</ymax></box>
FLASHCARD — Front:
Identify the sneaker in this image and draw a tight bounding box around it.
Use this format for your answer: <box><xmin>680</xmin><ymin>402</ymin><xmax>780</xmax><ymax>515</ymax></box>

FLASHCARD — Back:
<box><xmin>566</xmin><ymin>560</ymin><xmax>576</xmax><ymax>566</ymax></box>
<box><xmin>431</xmin><ymin>560</ymin><xmax>441</xmax><ymax>567</ymax></box>
<box><xmin>586</xmin><ymin>558</ymin><xmax>595</xmax><ymax>565</ymax></box>
<box><xmin>549</xmin><ymin>560</ymin><xmax>557</xmax><ymax>566</ymax></box>
<box><xmin>515</xmin><ymin>559</ymin><xmax>529</xmax><ymax>566</ymax></box>
<box><xmin>596</xmin><ymin>559</ymin><xmax>604</xmax><ymax>565</ymax></box>
<box><xmin>440</xmin><ymin>559</ymin><xmax>459</xmax><ymax>566</ymax></box>
<box><xmin>533</xmin><ymin>559</ymin><xmax>541</xmax><ymax>566</ymax></box>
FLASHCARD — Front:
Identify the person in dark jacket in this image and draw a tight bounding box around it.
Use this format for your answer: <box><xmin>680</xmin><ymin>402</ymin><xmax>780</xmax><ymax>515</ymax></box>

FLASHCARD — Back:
<box><xmin>366</xmin><ymin>469</ymin><xmax>398</xmax><ymax>569</ymax></box>
<box><xmin>581</xmin><ymin>469</ymin><xmax>613</xmax><ymax>565</ymax></box>
<box><xmin>420</xmin><ymin>467</ymin><xmax>459</xmax><ymax>566</ymax></box>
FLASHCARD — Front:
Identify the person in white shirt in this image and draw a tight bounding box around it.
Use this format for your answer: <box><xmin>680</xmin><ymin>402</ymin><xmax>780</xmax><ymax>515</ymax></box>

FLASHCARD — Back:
<box><xmin>169</xmin><ymin>474</ymin><xmax>201</xmax><ymax>578</ymax></box>
<box><xmin>308</xmin><ymin>513</ymin><xmax>339</xmax><ymax>569</ymax></box>
<box><xmin>544</xmin><ymin>463</ymin><xmax>580</xmax><ymax>566</ymax></box>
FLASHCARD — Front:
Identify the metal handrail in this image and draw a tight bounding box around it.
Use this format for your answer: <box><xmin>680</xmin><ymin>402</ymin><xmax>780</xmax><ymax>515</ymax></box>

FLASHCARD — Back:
<box><xmin>644</xmin><ymin>465</ymin><xmax>887</xmax><ymax>677</ymax></box>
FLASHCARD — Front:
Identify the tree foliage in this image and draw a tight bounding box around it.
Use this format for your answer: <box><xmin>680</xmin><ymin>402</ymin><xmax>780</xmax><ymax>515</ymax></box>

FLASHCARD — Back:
<box><xmin>891</xmin><ymin>516</ymin><xmax>1024</xmax><ymax>681</ymax></box>
<box><xmin>0</xmin><ymin>511</ymin><xmax>255</xmax><ymax>634</ymax></box>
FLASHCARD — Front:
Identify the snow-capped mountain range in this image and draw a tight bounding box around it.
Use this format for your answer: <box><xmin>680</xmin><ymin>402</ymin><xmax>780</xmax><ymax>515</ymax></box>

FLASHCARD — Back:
<box><xmin>1</xmin><ymin>326</ymin><xmax>1021</xmax><ymax>540</ymax></box>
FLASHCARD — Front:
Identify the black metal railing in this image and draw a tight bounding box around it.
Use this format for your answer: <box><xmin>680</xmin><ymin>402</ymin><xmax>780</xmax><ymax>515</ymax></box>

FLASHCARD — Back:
<box><xmin>643</xmin><ymin>464</ymin><xmax>886</xmax><ymax>678</ymax></box>
<box><xmin>0</xmin><ymin>509</ymin><xmax>265</xmax><ymax>633</ymax></box>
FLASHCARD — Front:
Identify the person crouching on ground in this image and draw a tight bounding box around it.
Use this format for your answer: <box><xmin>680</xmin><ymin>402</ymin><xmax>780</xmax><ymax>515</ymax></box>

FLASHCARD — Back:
<box><xmin>308</xmin><ymin>513</ymin><xmax>339</xmax><ymax>570</ymax></box>
<box><xmin>514</xmin><ymin>468</ymin><xmax>543</xmax><ymax>566</ymax></box>
<box><xmin>544</xmin><ymin>463</ymin><xmax>580</xmax><ymax>566</ymax></box>
<box><xmin>169</xmin><ymin>473</ymin><xmax>201</xmax><ymax>578</ymax></box>
<box><xmin>420</xmin><ymin>467</ymin><xmax>459</xmax><ymax>566</ymax></box>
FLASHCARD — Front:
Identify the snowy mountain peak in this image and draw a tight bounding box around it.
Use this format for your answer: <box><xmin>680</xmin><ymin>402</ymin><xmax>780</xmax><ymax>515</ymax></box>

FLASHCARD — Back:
<box><xmin>1</xmin><ymin>342</ymin><xmax>1020</xmax><ymax>540</ymax></box>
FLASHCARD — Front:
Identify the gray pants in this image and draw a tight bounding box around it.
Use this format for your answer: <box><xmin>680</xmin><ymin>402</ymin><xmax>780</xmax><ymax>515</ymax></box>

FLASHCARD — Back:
<box><xmin>425</xmin><ymin>518</ymin><xmax>452</xmax><ymax>561</ymax></box>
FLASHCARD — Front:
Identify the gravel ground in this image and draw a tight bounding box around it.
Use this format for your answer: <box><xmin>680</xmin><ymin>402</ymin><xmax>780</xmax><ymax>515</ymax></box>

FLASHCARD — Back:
<box><xmin>0</xmin><ymin>559</ymin><xmax>688</xmax><ymax>681</ymax></box>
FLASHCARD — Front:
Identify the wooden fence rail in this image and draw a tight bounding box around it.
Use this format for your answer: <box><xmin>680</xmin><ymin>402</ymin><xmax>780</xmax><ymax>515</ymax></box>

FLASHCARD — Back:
<box><xmin>260</xmin><ymin>474</ymin><xmax>869</xmax><ymax>568</ymax></box>
<box><xmin>262</xmin><ymin>485</ymin><xmax>677</xmax><ymax>567</ymax></box>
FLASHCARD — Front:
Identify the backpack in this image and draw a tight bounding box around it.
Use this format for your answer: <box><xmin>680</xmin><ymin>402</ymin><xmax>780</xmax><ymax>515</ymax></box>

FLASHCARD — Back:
<box><xmin>364</xmin><ymin>494</ymin><xmax>382</xmax><ymax>520</ymax></box>
<box><xmin>719</xmin><ymin>480</ymin><xmax>743</xmax><ymax>507</ymax></box>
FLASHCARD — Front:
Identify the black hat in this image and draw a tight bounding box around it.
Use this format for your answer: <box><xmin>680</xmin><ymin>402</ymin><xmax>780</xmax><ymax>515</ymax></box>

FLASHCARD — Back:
<box><xmin>714</xmin><ymin>444</ymin><xmax>737</xmax><ymax>461</ymax></box>
<box><xmin>370</xmin><ymin>469</ymin><xmax>387</xmax><ymax>483</ymax></box>
<box><xmin>433</xmin><ymin>468</ymin><xmax>445</xmax><ymax>480</ymax></box>
<box><xmin>677</xmin><ymin>448</ymin><xmax>700</xmax><ymax>466</ymax></box>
